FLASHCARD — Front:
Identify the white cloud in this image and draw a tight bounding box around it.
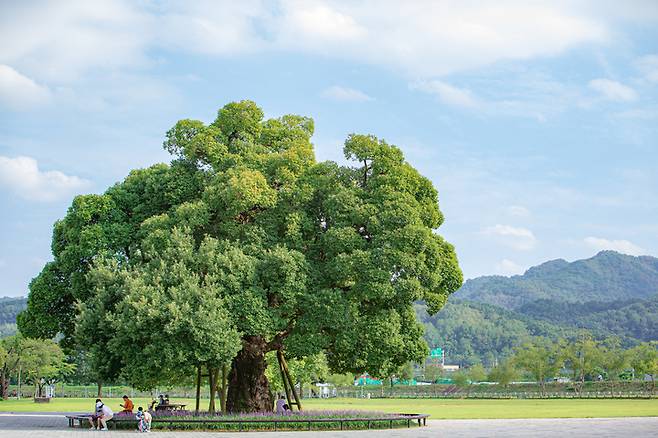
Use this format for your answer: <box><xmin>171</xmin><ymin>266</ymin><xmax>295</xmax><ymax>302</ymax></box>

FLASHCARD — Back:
<box><xmin>495</xmin><ymin>259</ymin><xmax>525</xmax><ymax>276</ymax></box>
<box><xmin>0</xmin><ymin>64</ymin><xmax>50</xmax><ymax>110</ymax></box>
<box><xmin>0</xmin><ymin>0</ymin><xmax>149</xmax><ymax>82</ymax></box>
<box><xmin>0</xmin><ymin>1</ymin><xmax>610</xmax><ymax>85</ymax></box>
<box><xmin>321</xmin><ymin>85</ymin><xmax>373</xmax><ymax>102</ymax></box>
<box><xmin>411</xmin><ymin>80</ymin><xmax>480</xmax><ymax>108</ymax></box>
<box><xmin>588</xmin><ymin>78</ymin><xmax>638</xmax><ymax>101</ymax></box>
<box><xmin>636</xmin><ymin>54</ymin><xmax>658</xmax><ymax>83</ymax></box>
<box><xmin>273</xmin><ymin>1</ymin><xmax>607</xmax><ymax>77</ymax></box>
<box><xmin>583</xmin><ymin>237</ymin><xmax>645</xmax><ymax>256</ymax></box>
<box><xmin>483</xmin><ymin>224</ymin><xmax>537</xmax><ymax>250</ymax></box>
<box><xmin>0</xmin><ymin>156</ymin><xmax>90</xmax><ymax>202</ymax></box>
<box><xmin>411</xmin><ymin>72</ymin><xmax>578</xmax><ymax>121</ymax></box>
<box><xmin>156</xmin><ymin>2</ymin><xmax>267</xmax><ymax>55</ymax></box>
<box><xmin>508</xmin><ymin>205</ymin><xmax>531</xmax><ymax>217</ymax></box>
<box><xmin>277</xmin><ymin>1</ymin><xmax>366</xmax><ymax>46</ymax></box>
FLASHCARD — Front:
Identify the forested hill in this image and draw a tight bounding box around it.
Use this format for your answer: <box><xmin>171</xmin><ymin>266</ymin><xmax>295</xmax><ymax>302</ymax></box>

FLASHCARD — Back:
<box><xmin>0</xmin><ymin>296</ymin><xmax>26</xmax><ymax>338</ymax></box>
<box><xmin>418</xmin><ymin>251</ymin><xmax>658</xmax><ymax>366</ymax></box>
<box><xmin>454</xmin><ymin>251</ymin><xmax>658</xmax><ymax>310</ymax></box>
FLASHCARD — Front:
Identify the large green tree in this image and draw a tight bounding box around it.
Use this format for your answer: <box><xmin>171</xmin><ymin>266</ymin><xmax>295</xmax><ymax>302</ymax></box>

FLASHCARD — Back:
<box><xmin>513</xmin><ymin>337</ymin><xmax>563</xmax><ymax>395</ymax></box>
<box><xmin>0</xmin><ymin>336</ymin><xmax>21</xmax><ymax>399</ymax></box>
<box><xmin>0</xmin><ymin>335</ymin><xmax>72</xmax><ymax>399</ymax></box>
<box><xmin>630</xmin><ymin>342</ymin><xmax>658</xmax><ymax>392</ymax></box>
<box><xmin>19</xmin><ymin>338</ymin><xmax>74</xmax><ymax>398</ymax></box>
<box><xmin>20</xmin><ymin>101</ymin><xmax>462</xmax><ymax>412</ymax></box>
<box><xmin>562</xmin><ymin>334</ymin><xmax>605</xmax><ymax>394</ymax></box>
<box><xmin>487</xmin><ymin>359</ymin><xmax>519</xmax><ymax>388</ymax></box>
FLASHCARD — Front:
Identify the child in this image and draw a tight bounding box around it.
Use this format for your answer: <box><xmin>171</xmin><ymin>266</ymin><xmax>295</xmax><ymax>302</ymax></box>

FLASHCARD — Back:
<box><xmin>136</xmin><ymin>406</ymin><xmax>152</xmax><ymax>433</ymax></box>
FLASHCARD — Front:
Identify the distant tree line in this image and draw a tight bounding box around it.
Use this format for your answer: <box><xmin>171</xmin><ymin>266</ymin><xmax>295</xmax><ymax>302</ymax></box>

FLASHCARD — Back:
<box><xmin>417</xmin><ymin>296</ymin><xmax>658</xmax><ymax>368</ymax></box>
<box><xmin>432</xmin><ymin>336</ymin><xmax>658</xmax><ymax>396</ymax></box>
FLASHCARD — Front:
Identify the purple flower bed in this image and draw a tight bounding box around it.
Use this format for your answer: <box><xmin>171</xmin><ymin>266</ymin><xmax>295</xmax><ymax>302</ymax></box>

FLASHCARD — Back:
<box><xmin>152</xmin><ymin>409</ymin><xmax>397</xmax><ymax>420</ymax></box>
<box><xmin>113</xmin><ymin>411</ymin><xmax>137</xmax><ymax>418</ymax></box>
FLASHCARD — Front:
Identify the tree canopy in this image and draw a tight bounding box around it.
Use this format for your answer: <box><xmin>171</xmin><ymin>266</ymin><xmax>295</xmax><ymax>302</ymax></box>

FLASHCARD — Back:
<box><xmin>0</xmin><ymin>335</ymin><xmax>72</xmax><ymax>399</ymax></box>
<box><xmin>19</xmin><ymin>100</ymin><xmax>462</xmax><ymax>412</ymax></box>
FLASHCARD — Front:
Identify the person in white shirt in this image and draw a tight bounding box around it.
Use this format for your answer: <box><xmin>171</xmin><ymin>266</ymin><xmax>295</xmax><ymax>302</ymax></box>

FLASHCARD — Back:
<box><xmin>88</xmin><ymin>399</ymin><xmax>103</xmax><ymax>429</ymax></box>
<box><xmin>97</xmin><ymin>401</ymin><xmax>113</xmax><ymax>431</ymax></box>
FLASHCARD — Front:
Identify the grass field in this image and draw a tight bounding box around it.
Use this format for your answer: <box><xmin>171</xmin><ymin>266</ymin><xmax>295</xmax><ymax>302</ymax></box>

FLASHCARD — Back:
<box><xmin>0</xmin><ymin>397</ymin><xmax>656</xmax><ymax>419</ymax></box>
<box><xmin>304</xmin><ymin>398</ymin><xmax>658</xmax><ymax>419</ymax></box>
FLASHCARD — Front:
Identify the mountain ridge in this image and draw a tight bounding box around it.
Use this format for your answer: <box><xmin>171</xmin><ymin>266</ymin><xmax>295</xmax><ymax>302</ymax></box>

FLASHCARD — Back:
<box><xmin>418</xmin><ymin>251</ymin><xmax>658</xmax><ymax>365</ymax></box>
<box><xmin>455</xmin><ymin>250</ymin><xmax>658</xmax><ymax>309</ymax></box>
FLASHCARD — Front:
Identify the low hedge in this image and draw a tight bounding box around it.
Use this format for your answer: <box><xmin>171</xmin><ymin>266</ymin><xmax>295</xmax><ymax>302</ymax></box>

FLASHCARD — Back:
<box><xmin>108</xmin><ymin>410</ymin><xmax>428</xmax><ymax>431</ymax></box>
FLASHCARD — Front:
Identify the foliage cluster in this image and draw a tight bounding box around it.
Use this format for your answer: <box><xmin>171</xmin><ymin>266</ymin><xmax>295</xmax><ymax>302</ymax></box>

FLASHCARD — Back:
<box><xmin>0</xmin><ymin>335</ymin><xmax>73</xmax><ymax>399</ymax></box>
<box><xmin>509</xmin><ymin>336</ymin><xmax>657</xmax><ymax>394</ymax></box>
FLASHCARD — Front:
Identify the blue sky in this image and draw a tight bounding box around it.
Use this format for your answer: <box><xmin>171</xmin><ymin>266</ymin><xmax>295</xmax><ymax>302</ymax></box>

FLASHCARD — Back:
<box><xmin>1</xmin><ymin>1</ymin><xmax>657</xmax><ymax>297</ymax></box>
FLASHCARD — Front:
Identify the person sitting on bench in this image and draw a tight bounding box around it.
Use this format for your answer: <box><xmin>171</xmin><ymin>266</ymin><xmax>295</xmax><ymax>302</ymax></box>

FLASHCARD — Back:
<box><xmin>97</xmin><ymin>400</ymin><xmax>114</xmax><ymax>431</ymax></box>
<box><xmin>89</xmin><ymin>399</ymin><xmax>113</xmax><ymax>430</ymax></box>
<box><xmin>88</xmin><ymin>399</ymin><xmax>103</xmax><ymax>430</ymax></box>
<box><xmin>120</xmin><ymin>395</ymin><xmax>134</xmax><ymax>413</ymax></box>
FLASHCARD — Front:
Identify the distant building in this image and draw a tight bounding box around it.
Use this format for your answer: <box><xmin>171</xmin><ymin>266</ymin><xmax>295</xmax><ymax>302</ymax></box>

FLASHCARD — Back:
<box><xmin>313</xmin><ymin>383</ymin><xmax>336</xmax><ymax>397</ymax></box>
<box><xmin>442</xmin><ymin>365</ymin><xmax>460</xmax><ymax>372</ymax></box>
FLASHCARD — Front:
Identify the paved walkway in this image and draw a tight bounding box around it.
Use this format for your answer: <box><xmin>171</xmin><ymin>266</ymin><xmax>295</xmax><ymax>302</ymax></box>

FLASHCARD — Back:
<box><xmin>1</xmin><ymin>413</ymin><xmax>657</xmax><ymax>437</ymax></box>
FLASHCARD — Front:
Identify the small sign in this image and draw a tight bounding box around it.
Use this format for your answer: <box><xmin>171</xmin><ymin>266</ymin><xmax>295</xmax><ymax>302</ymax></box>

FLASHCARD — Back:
<box><xmin>430</xmin><ymin>347</ymin><xmax>443</xmax><ymax>357</ymax></box>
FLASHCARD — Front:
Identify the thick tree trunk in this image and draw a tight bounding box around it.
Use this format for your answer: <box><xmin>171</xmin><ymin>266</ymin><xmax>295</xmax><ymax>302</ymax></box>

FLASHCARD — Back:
<box><xmin>226</xmin><ymin>336</ymin><xmax>273</xmax><ymax>413</ymax></box>
<box><xmin>96</xmin><ymin>382</ymin><xmax>102</xmax><ymax>398</ymax></box>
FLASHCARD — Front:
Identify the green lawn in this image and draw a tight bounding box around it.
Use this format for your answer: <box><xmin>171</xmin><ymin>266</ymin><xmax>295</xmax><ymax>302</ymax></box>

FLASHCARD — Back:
<box><xmin>0</xmin><ymin>397</ymin><xmax>656</xmax><ymax>419</ymax></box>
<box><xmin>0</xmin><ymin>397</ymin><xmax>173</xmax><ymax>413</ymax></box>
<box><xmin>304</xmin><ymin>398</ymin><xmax>658</xmax><ymax>419</ymax></box>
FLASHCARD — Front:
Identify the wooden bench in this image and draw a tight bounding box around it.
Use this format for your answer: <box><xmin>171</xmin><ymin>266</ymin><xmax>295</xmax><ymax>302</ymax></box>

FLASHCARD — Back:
<box><xmin>66</xmin><ymin>414</ymin><xmax>138</xmax><ymax>429</ymax></box>
<box><xmin>65</xmin><ymin>415</ymin><xmax>92</xmax><ymax>428</ymax></box>
<box><xmin>155</xmin><ymin>403</ymin><xmax>187</xmax><ymax>412</ymax></box>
